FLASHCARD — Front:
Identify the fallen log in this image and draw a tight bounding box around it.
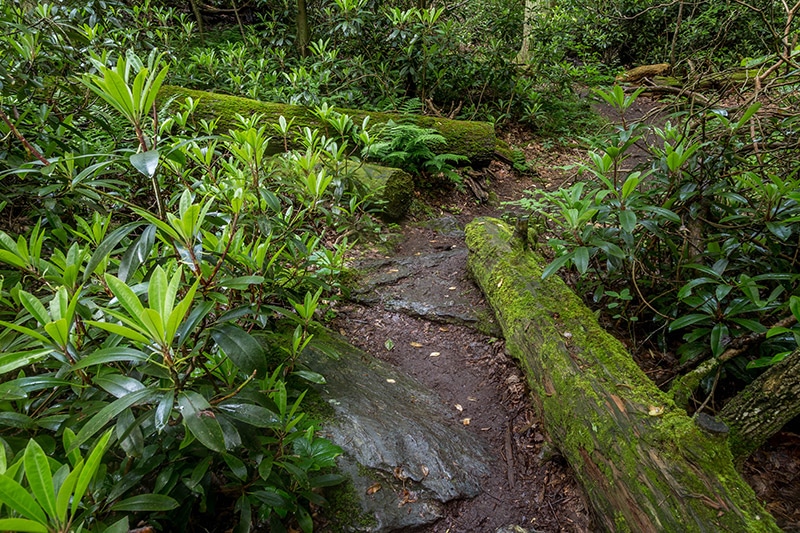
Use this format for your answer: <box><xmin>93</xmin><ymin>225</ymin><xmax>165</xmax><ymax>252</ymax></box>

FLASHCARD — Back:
<box><xmin>465</xmin><ymin>217</ymin><xmax>779</xmax><ymax>533</ymax></box>
<box><xmin>719</xmin><ymin>348</ymin><xmax>800</xmax><ymax>462</ymax></box>
<box><xmin>616</xmin><ymin>63</ymin><xmax>671</xmax><ymax>83</ymax></box>
<box><xmin>158</xmin><ymin>86</ymin><xmax>497</xmax><ymax>166</ymax></box>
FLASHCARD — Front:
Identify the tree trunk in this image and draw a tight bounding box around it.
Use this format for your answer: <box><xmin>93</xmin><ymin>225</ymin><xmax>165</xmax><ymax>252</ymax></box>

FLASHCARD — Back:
<box><xmin>514</xmin><ymin>0</ymin><xmax>535</xmax><ymax>64</ymax></box>
<box><xmin>465</xmin><ymin>217</ymin><xmax>779</xmax><ymax>532</ymax></box>
<box><xmin>719</xmin><ymin>348</ymin><xmax>800</xmax><ymax>462</ymax></box>
<box><xmin>296</xmin><ymin>0</ymin><xmax>310</xmax><ymax>57</ymax></box>
<box><xmin>188</xmin><ymin>0</ymin><xmax>205</xmax><ymax>42</ymax></box>
<box><xmin>158</xmin><ymin>86</ymin><xmax>497</xmax><ymax>166</ymax></box>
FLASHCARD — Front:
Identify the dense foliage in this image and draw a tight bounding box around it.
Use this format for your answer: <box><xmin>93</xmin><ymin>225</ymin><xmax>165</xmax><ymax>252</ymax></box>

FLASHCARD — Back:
<box><xmin>2</xmin><ymin>0</ymin><xmax>800</xmax><ymax>530</ymax></box>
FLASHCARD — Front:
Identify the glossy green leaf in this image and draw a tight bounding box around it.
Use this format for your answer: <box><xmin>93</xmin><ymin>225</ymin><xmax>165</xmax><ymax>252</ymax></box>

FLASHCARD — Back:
<box><xmin>211</xmin><ymin>324</ymin><xmax>267</xmax><ymax>376</ymax></box>
<box><xmin>118</xmin><ymin>224</ymin><xmax>155</xmax><ymax>283</ymax></box>
<box><xmin>84</xmin><ymin>221</ymin><xmax>143</xmax><ymax>282</ymax></box>
<box><xmin>71</xmin><ymin>390</ymin><xmax>154</xmax><ymax>451</ymax></box>
<box><xmin>178</xmin><ymin>391</ymin><xmax>226</xmax><ymax>452</ymax></box>
<box><xmin>309</xmin><ymin>473</ymin><xmax>346</xmax><ymax>487</ymax></box>
<box><xmin>111</xmin><ymin>493</ymin><xmax>179</xmax><ymax>512</ymax></box>
<box><xmin>217</xmin><ymin>403</ymin><xmax>280</xmax><ymax>428</ymax></box>
<box><xmin>72</xmin><ymin>347</ymin><xmax>150</xmax><ymax>369</ymax></box>
<box><xmin>94</xmin><ymin>374</ymin><xmax>145</xmax><ymax>398</ymax></box>
<box><xmin>85</xmin><ymin>320</ymin><xmax>151</xmax><ymax>345</ymax></box>
<box><xmin>291</xmin><ymin>370</ymin><xmax>326</xmax><ymax>384</ymax></box>
<box><xmin>219</xmin><ymin>276</ymin><xmax>266</xmax><ymax>290</ymax></box>
<box><xmin>0</xmin><ymin>518</ymin><xmax>48</xmax><ymax>532</ymax></box>
<box><xmin>72</xmin><ymin>429</ymin><xmax>113</xmax><ymax>517</ymax></box>
<box><xmin>55</xmin><ymin>461</ymin><xmax>82</xmax><ymax>524</ymax></box>
<box><xmin>618</xmin><ymin>209</ymin><xmax>636</xmax><ymax>233</ymax></box>
<box><xmin>0</xmin><ymin>476</ymin><xmax>46</xmax><ymax>523</ymax></box>
<box><xmin>790</xmin><ymin>296</ymin><xmax>800</xmax><ymax>321</ymax></box>
<box><xmin>102</xmin><ymin>517</ymin><xmax>129</xmax><ymax>533</ymax></box>
<box><xmin>104</xmin><ymin>274</ymin><xmax>145</xmax><ymax>320</ymax></box>
<box><xmin>572</xmin><ymin>247</ymin><xmax>590</xmax><ymax>274</ymax></box>
<box><xmin>23</xmin><ymin>440</ymin><xmax>56</xmax><ymax>521</ymax></box>
<box><xmin>541</xmin><ymin>253</ymin><xmax>573</xmax><ymax>280</ymax></box>
<box><xmin>669</xmin><ymin>313</ymin><xmax>711</xmax><ymax>331</ymax></box>
<box><xmin>154</xmin><ymin>392</ymin><xmax>174</xmax><ymax>433</ymax></box>
<box><xmin>130</xmin><ymin>150</ymin><xmax>160</xmax><ymax>179</ymax></box>
<box><xmin>0</xmin><ymin>349</ymin><xmax>52</xmax><ymax>375</ymax></box>
<box><xmin>710</xmin><ymin>323</ymin><xmax>729</xmax><ymax>358</ymax></box>
<box><xmin>222</xmin><ymin>454</ymin><xmax>247</xmax><ymax>481</ymax></box>
<box><xmin>18</xmin><ymin>292</ymin><xmax>49</xmax><ymax>326</ymax></box>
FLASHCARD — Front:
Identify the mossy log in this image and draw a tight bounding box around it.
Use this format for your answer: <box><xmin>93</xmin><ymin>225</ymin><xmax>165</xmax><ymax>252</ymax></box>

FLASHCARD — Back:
<box><xmin>351</xmin><ymin>163</ymin><xmax>414</xmax><ymax>220</ymax></box>
<box><xmin>616</xmin><ymin>63</ymin><xmax>671</xmax><ymax>83</ymax></box>
<box><xmin>465</xmin><ymin>217</ymin><xmax>779</xmax><ymax>533</ymax></box>
<box><xmin>158</xmin><ymin>86</ymin><xmax>496</xmax><ymax>166</ymax></box>
<box><xmin>719</xmin><ymin>348</ymin><xmax>800</xmax><ymax>462</ymax></box>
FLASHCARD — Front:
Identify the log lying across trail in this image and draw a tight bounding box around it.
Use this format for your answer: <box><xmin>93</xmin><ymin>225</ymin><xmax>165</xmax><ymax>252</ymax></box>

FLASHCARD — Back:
<box><xmin>158</xmin><ymin>86</ymin><xmax>497</xmax><ymax>166</ymax></box>
<box><xmin>466</xmin><ymin>218</ymin><xmax>779</xmax><ymax>533</ymax></box>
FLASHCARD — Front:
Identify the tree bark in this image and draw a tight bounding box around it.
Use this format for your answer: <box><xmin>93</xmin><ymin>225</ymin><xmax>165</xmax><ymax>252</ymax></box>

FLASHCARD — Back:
<box><xmin>158</xmin><ymin>86</ymin><xmax>497</xmax><ymax>166</ymax></box>
<box><xmin>719</xmin><ymin>348</ymin><xmax>800</xmax><ymax>462</ymax></box>
<box><xmin>465</xmin><ymin>217</ymin><xmax>779</xmax><ymax>532</ymax></box>
<box><xmin>296</xmin><ymin>0</ymin><xmax>310</xmax><ymax>57</ymax></box>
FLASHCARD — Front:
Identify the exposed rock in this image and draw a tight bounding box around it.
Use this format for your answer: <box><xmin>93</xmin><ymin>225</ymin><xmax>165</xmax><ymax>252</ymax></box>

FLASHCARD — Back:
<box><xmin>301</xmin><ymin>333</ymin><xmax>491</xmax><ymax>532</ymax></box>
<box><xmin>349</xmin><ymin>248</ymin><xmax>492</xmax><ymax>329</ymax></box>
<box><xmin>351</xmin><ymin>164</ymin><xmax>414</xmax><ymax>220</ymax></box>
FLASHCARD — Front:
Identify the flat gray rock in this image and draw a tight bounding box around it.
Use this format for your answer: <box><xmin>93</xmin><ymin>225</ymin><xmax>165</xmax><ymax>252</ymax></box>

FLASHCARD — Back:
<box><xmin>350</xmin><ymin>248</ymin><xmax>484</xmax><ymax>327</ymax></box>
<box><xmin>301</xmin><ymin>334</ymin><xmax>491</xmax><ymax>532</ymax></box>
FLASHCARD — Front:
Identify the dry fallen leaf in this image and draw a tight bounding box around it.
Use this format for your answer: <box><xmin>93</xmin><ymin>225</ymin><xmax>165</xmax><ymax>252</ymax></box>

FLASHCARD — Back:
<box><xmin>467</xmin><ymin>396</ymin><xmax>477</xmax><ymax>402</ymax></box>
<box><xmin>462</xmin><ymin>418</ymin><xmax>471</xmax><ymax>426</ymax></box>
<box><xmin>366</xmin><ymin>483</ymin><xmax>382</xmax><ymax>495</ymax></box>
<box><xmin>386</xmin><ymin>378</ymin><xmax>396</xmax><ymax>384</ymax></box>
<box><xmin>398</xmin><ymin>488</ymin><xmax>418</xmax><ymax>506</ymax></box>
<box><xmin>448</xmin><ymin>286</ymin><xmax>457</xmax><ymax>290</ymax></box>
<box><xmin>429</xmin><ymin>351</ymin><xmax>440</xmax><ymax>357</ymax></box>
<box><xmin>393</xmin><ymin>466</ymin><xmax>408</xmax><ymax>481</ymax></box>
<box><xmin>410</xmin><ymin>342</ymin><xmax>423</xmax><ymax>348</ymax></box>
<box><xmin>438</xmin><ymin>327</ymin><xmax>449</xmax><ymax>332</ymax></box>
<box><xmin>388</xmin><ymin>268</ymin><xmax>399</xmax><ymax>273</ymax></box>
<box><xmin>455</xmin><ymin>404</ymin><xmax>463</xmax><ymax>412</ymax></box>
<box><xmin>420</xmin><ymin>465</ymin><xmax>429</xmax><ymax>477</ymax></box>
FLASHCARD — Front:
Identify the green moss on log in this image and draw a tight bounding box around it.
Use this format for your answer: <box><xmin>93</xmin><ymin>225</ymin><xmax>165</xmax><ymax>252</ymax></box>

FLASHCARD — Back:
<box><xmin>158</xmin><ymin>86</ymin><xmax>496</xmax><ymax>166</ymax></box>
<box><xmin>465</xmin><ymin>217</ymin><xmax>779</xmax><ymax>533</ymax></box>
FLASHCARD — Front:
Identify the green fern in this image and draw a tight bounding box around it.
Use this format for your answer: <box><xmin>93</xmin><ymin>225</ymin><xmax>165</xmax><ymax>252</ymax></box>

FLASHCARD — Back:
<box><xmin>364</xmin><ymin>120</ymin><xmax>466</xmax><ymax>183</ymax></box>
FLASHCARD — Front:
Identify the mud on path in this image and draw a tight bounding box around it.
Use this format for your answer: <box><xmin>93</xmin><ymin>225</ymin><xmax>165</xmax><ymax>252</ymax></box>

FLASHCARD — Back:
<box><xmin>331</xmin><ymin>155</ymin><xmax>592</xmax><ymax>532</ymax></box>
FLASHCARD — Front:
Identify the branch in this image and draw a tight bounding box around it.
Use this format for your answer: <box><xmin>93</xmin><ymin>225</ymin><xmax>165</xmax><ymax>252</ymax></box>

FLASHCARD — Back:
<box><xmin>0</xmin><ymin>106</ymin><xmax>50</xmax><ymax>166</ymax></box>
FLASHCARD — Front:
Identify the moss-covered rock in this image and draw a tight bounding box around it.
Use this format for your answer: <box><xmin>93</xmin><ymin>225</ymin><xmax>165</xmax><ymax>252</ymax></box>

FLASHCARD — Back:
<box><xmin>351</xmin><ymin>163</ymin><xmax>414</xmax><ymax>220</ymax></box>
<box><xmin>465</xmin><ymin>217</ymin><xmax>779</xmax><ymax>533</ymax></box>
<box><xmin>158</xmin><ymin>86</ymin><xmax>496</xmax><ymax>166</ymax></box>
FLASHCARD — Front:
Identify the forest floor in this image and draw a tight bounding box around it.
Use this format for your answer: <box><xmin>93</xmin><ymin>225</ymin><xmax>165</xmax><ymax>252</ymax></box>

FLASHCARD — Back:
<box><xmin>331</xmin><ymin>99</ymin><xmax>800</xmax><ymax>532</ymax></box>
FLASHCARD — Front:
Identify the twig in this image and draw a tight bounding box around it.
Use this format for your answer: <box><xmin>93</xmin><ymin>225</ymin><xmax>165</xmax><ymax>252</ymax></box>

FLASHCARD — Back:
<box><xmin>0</xmin><ymin>106</ymin><xmax>50</xmax><ymax>165</ymax></box>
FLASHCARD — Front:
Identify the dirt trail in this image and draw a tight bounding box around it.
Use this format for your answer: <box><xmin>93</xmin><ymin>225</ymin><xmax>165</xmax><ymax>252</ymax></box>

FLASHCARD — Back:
<box><xmin>333</xmin><ymin>157</ymin><xmax>592</xmax><ymax>532</ymax></box>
